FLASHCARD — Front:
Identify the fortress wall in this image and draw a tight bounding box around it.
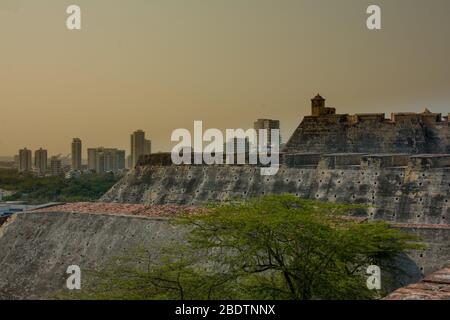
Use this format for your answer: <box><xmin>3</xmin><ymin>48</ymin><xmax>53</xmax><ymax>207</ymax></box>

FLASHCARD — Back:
<box><xmin>409</xmin><ymin>154</ymin><xmax>450</xmax><ymax>169</ymax></box>
<box><xmin>0</xmin><ymin>211</ymin><xmax>449</xmax><ymax>299</ymax></box>
<box><xmin>424</xmin><ymin>122</ymin><xmax>450</xmax><ymax>153</ymax></box>
<box><xmin>283</xmin><ymin>116</ymin><xmax>449</xmax><ymax>154</ymax></box>
<box><xmin>0</xmin><ymin>212</ymin><xmax>186</xmax><ymax>299</ymax></box>
<box><xmin>397</xmin><ymin>225</ymin><xmax>450</xmax><ymax>276</ymax></box>
<box><xmin>102</xmin><ymin>156</ymin><xmax>450</xmax><ymax>225</ymax></box>
<box><xmin>282</xmin><ymin>153</ymin><xmax>322</xmax><ymax>167</ymax></box>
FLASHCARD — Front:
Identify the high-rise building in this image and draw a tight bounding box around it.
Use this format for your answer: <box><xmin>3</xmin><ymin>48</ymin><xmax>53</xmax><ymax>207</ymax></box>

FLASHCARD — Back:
<box><xmin>144</xmin><ymin>139</ymin><xmax>152</xmax><ymax>155</ymax></box>
<box><xmin>50</xmin><ymin>156</ymin><xmax>63</xmax><ymax>176</ymax></box>
<box><xmin>126</xmin><ymin>155</ymin><xmax>133</xmax><ymax>169</ymax></box>
<box><xmin>254</xmin><ymin>119</ymin><xmax>280</xmax><ymax>151</ymax></box>
<box><xmin>71</xmin><ymin>138</ymin><xmax>82</xmax><ymax>170</ymax></box>
<box><xmin>131</xmin><ymin>130</ymin><xmax>151</xmax><ymax>167</ymax></box>
<box><xmin>95</xmin><ymin>151</ymin><xmax>105</xmax><ymax>173</ymax></box>
<box><xmin>116</xmin><ymin>150</ymin><xmax>126</xmax><ymax>170</ymax></box>
<box><xmin>88</xmin><ymin>147</ymin><xmax>126</xmax><ymax>173</ymax></box>
<box><xmin>18</xmin><ymin>148</ymin><xmax>32</xmax><ymax>173</ymax></box>
<box><xmin>34</xmin><ymin>148</ymin><xmax>48</xmax><ymax>176</ymax></box>
<box><xmin>104</xmin><ymin>149</ymin><xmax>115</xmax><ymax>172</ymax></box>
<box><xmin>87</xmin><ymin>148</ymin><xmax>97</xmax><ymax>171</ymax></box>
<box><xmin>13</xmin><ymin>155</ymin><xmax>20</xmax><ymax>169</ymax></box>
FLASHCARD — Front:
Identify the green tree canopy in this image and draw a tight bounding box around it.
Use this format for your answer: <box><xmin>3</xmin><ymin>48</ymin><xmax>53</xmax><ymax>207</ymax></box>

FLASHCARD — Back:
<box><xmin>0</xmin><ymin>169</ymin><xmax>119</xmax><ymax>204</ymax></box>
<box><xmin>67</xmin><ymin>195</ymin><xmax>421</xmax><ymax>300</ymax></box>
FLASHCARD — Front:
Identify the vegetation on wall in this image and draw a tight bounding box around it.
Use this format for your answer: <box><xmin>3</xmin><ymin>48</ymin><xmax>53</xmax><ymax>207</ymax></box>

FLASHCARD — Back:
<box><xmin>0</xmin><ymin>169</ymin><xmax>119</xmax><ymax>204</ymax></box>
<box><xmin>62</xmin><ymin>195</ymin><xmax>421</xmax><ymax>300</ymax></box>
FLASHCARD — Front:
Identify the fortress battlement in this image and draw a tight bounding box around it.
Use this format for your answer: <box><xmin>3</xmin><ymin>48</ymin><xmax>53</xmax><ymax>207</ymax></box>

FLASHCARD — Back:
<box><xmin>136</xmin><ymin>152</ymin><xmax>450</xmax><ymax>171</ymax></box>
<box><xmin>308</xmin><ymin>94</ymin><xmax>449</xmax><ymax>126</ymax></box>
<box><xmin>303</xmin><ymin>108</ymin><xmax>449</xmax><ymax>127</ymax></box>
<box><xmin>284</xmin><ymin>153</ymin><xmax>450</xmax><ymax>169</ymax></box>
<box><xmin>284</xmin><ymin>95</ymin><xmax>450</xmax><ymax>154</ymax></box>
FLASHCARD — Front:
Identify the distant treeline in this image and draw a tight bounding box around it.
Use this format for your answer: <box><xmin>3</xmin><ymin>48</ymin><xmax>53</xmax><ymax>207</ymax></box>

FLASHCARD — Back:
<box><xmin>0</xmin><ymin>169</ymin><xmax>120</xmax><ymax>204</ymax></box>
<box><xmin>0</xmin><ymin>161</ymin><xmax>14</xmax><ymax>169</ymax></box>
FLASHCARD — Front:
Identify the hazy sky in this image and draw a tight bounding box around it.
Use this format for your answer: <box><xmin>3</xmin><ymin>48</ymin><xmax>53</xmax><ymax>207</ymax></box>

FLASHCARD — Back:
<box><xmin>1</xmin><ymin>0</ymin><xmax>450</xmax><ymax>157</ymax></box>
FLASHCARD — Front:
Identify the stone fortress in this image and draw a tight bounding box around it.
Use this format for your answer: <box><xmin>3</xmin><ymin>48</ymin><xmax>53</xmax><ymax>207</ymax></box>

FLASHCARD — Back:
<box><xmin>99</xmin><ymin>95</ymin><xmax>450</xmax><ymax>289</ymax></box>
<box><xmin>1</xmin><ymin>95</ymin><xmax>449</xmax><ymax>299</ymax></box>
<box><xmin>285</xmin><ymin>94</ymin><xmax>450</xmax><ymax>154</ymax></box>
<box><xmin>102</xmin><ymin>95</ymin><xmax>450</xmax><ymax>228</ymax></box>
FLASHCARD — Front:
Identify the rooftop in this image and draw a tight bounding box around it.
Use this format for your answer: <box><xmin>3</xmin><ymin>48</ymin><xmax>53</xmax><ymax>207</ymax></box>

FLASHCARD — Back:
<box><xmin>385</xmin><ymin>266</ymin><xmax>450</xmax><ymax>300</ymax></box>
<box><xmin>410</xmin><ymin>154</ymin><xmax>450</xmax><ymax>158</ymax></box>
<box><xmin>31</xmin><ymin>202</ymin><xmax>206</xmax><ymax>217</ymax></box>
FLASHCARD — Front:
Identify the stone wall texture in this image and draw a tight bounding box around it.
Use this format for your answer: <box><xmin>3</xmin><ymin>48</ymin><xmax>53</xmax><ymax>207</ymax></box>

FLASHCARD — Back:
<box><xmin>0</xmin><ymin>211</ymin><xmax>449</xmax><ymax>299</ymax></box>
<box><xmin>283</xmin><ymin>114</ymin><xmax>450</xmax><ymax>154</ymax></box>
<box><xmin>0</xmin><ymin>212</ymin><xmax>186</xmax><ymax>299</ymax></box>
<box><xmin>101</xmin><ymin>154</ymin><xmax>450</xmax><ymax>225</ymax></box>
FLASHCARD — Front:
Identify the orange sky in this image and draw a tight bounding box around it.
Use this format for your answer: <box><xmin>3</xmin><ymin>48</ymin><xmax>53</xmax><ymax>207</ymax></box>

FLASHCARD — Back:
<box><xmin>1</xmin><ymin>0</ymin><xmax>450</xmax><ymax>157</ymax></box>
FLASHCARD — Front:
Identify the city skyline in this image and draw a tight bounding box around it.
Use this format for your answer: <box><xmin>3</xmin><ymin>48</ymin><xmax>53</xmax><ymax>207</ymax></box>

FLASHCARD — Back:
<box><xmin>1</xmin><ymin>0</ymin><xmax>450</xmax><ymax>155</ymax></box>
<box><xmin>10</xmin><ymin>137</ymin><xmax>131</xmax><ymax>165</ymax></box>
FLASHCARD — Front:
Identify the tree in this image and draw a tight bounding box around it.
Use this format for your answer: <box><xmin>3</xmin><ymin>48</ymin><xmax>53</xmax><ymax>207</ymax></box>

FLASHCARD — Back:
<box><xmin>65</xmin><ymin>195</ymin><xmax>421</xmax><ymax>300</ymax></box>
<box><xmin>0</xmin><ymin>169</ymin><xmax>119</xmax><ymax>204</ymax></box>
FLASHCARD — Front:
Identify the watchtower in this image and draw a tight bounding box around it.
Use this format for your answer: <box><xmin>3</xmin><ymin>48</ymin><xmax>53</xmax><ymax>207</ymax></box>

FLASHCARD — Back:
<box><xmin>311</xmin><ymin>94</ymin><xmax>336</xmax><ymax>116</ymax></box>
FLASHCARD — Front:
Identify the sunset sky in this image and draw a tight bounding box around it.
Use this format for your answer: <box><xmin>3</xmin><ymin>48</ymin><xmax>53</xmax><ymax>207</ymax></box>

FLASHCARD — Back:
<box><xmin>1</xmin><ymin>0</ymin><xmax>450</xmax><ymax>157</ymax></box>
